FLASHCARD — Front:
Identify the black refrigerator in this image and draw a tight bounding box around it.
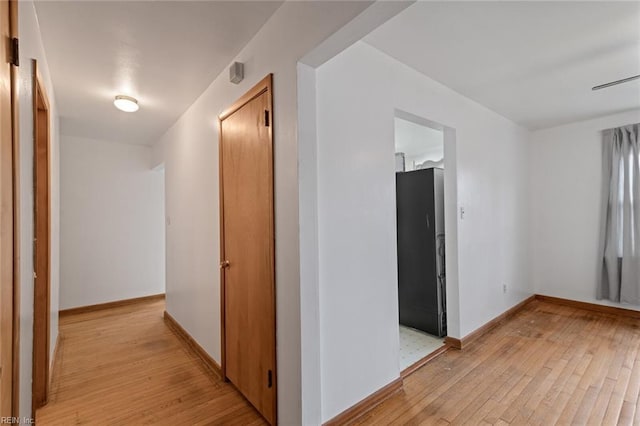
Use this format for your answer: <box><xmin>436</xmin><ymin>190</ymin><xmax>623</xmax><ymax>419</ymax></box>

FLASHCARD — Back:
<box><xmin>396</xmin><ymin>168</ymin><xmax>447</xmax><ymax>337</ymax></box>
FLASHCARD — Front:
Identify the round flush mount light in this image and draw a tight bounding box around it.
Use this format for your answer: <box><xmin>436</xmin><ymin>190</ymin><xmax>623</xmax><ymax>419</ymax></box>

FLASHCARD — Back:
<box><xmin>113</xmin><ymin>95</ymin><xmax>139</xmax><ymax>112</ymax></box>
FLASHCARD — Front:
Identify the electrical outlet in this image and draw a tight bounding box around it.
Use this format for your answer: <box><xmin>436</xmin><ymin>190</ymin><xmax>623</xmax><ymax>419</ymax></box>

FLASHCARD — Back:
<box><xmin>460</xmin><ymin>206</ymin><xmax>465</xmax><ymax>220</ymax></box>
<box><xmin>503</xmin><ymin>284</ymin><xmax>507</xmax><ymax>294</ymax></box>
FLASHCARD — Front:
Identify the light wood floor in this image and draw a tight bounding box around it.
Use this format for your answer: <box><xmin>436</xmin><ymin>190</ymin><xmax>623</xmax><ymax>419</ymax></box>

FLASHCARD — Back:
<box><xmin>355</xmin><ymin>299</ymin><xmax>640</xmax><ymax>425</ymax></box>
<box><xmin>36</xmin><ymin>298</ymin><xmax>640</xmax><ymax>425</ymax></box>
<box><xmin>36</xmin><ymin>299</ymin><xmax>266</xmax><ymax>425</ymax></box>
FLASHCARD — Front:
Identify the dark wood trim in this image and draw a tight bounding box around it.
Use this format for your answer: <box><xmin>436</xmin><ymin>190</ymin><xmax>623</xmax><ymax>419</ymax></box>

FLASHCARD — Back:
<box><xmin>446</xmin><ymin>295</ymin><xmax>536</xmax><ymax>350</ymax></box>
<box><xmin>9</xmin><ymin>0</ymin><xmax>20</xmax><ymax>417</ymax></box>
<box><xmin>400</xmin><ymin>344</ymin><xmax>450</xmax><ymax>378</ymax></box>
<box><xmin>219</xmin><ymin>75</ymin><xmax>272</xmax><ymax>121</ymax></box>
<box><xmin>59</xmin><ymin>294</ymin><xmax>165</xmax><ymax>317</ymax></box>
<box><xmin>32</xmin><ymin>60</ymin><xmax>51</xmax><ymax>414</ymax></box>
<box><xmin>266</xmin><ymin>74</ymin><xmax>276</xmax><ymax>425</ymax></box>
<box><xmin>535</xmin><ymin>294</ymin><xmax>640</xmax><ymax>319</ymax></box>
<box><xmin>218</xmin><ymin>74</ymin><xmax>277</xmax><ymax>424</ymax></box>
<box><xmin>437</xmin><ymin>294</ymin><xmax>640</xmax><ymax>353</ymax></box>
<box><xmin>163</xmin><ymin>311</ymin><xmax>222</xmax><ymax>379</ymax></box>
<box><xmin>218</xmin><ymin>97</ymin><xmax>226</xmax><ymax>380</ymax></box>
<box><xmin>444</xmin><ymin>336</ymin><xmax>462</xmax><ymax>350</ymax></box>
<box><xmin>323</xmin><ymin>377</ymin><xmax>403</xmax><ymax>426</ymax></box>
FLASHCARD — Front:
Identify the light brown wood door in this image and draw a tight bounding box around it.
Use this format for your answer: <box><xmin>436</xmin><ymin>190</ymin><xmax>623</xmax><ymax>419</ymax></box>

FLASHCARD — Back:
<box><xmin>219</xmin><ymin>75</ymin><xmax>276</xmax><ymax>425</ymax></box>
<box><xmin>32</xmin><ymin>65</ymin><xmax>50</xmax><ymax>412</ymax></box>
<box><xmin>0</xmin><ymin>0</ymin><xmax>15</xmax><ymax>416</ymax></box>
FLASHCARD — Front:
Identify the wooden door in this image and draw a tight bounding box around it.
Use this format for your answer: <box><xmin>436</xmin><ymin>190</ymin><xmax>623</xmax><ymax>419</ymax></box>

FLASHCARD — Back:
<box><xmin>0</xmin><ymin>0</ymin><xmax>17</xmax><ymax>417</ymax></box>
<box><xmin>219</xmin><ymin>75</ymin><xmax>276</xmax><ymax>425</ymax></box>
<box><xmin>32</xmin><ymin>64</ymin><xmax>51</xmax><ymax>412</ymax></box>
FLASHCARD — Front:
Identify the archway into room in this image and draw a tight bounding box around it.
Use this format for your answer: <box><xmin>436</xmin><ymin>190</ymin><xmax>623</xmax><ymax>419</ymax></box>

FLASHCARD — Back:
<box><xmin>393</xmin><ymin>110</ymin><xmax>458</xmax><ymax>376</ymax></box>
<box><xmin>296</xmin><ymin>47</ymin><xmax>463</xmax><ymax>423</ymax></box>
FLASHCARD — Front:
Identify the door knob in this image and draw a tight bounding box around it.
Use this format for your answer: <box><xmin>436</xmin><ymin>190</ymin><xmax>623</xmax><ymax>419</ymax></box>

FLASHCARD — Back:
<box><xmin>220</xmin><ymin>260</ymin><xmax>230</xmax><ymax>269</ymax></box>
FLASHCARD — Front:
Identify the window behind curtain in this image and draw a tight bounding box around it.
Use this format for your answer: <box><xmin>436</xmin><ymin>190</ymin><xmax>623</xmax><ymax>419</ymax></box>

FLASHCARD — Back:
<box><xmin>616</xmin><ymin>149</ymin><xmax>639</xmax><ymax>256</ymax></box>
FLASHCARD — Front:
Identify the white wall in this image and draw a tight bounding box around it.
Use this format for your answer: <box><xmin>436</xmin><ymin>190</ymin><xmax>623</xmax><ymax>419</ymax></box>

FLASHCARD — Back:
<box><xmin>529</xmin><ymin>109</ymin><xmax>640</xmax><ymax>310</ymax></box>
<box><xmin>60</xmin><ymin>136</ymin><xmax>165</xmax><ymax>309</ymax></box>
<box><xmin>313</xmin><ymin>41</ymin><xmax>531</xmax><ymax>421</ymax></box>
<box><xmin>297</xmin><ymin>62</ymin><xmax>322</xmax><ymax>426</ymax></box>
<box><xmin>17</xmin><ymin>2</ymin><xmax>60</xmax><ymax>418</ymax></box>
<box><xmin>151</xmin><ymin>3</ymin><xmax>374</xmax><ymax>424</ymax></box>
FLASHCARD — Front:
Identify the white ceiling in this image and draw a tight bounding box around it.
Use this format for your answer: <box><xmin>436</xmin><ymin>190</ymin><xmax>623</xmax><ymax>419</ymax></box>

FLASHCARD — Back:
<box><xmin>35</xmin><ymin>1</ymin><xmax>282</xmax><ymax>145</ymax></box>
<box><xmin>365</xmin><ymin>1</ymin><xmax>640</xmax><ymax>130</ymax></box>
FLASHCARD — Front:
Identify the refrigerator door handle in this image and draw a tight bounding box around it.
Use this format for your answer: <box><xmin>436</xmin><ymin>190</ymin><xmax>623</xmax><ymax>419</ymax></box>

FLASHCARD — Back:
<box><xmin>426</xmin><ymin>214</ymin><xmax>430</xmax><ymax>229</ymax></box>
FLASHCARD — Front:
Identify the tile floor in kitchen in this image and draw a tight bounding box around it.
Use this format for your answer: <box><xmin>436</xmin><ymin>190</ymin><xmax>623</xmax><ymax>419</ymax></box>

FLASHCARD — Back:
<box><xmin>399</xmin><ymin>325</ymin><xmax>445</xmax><ymax>370</ymax></box>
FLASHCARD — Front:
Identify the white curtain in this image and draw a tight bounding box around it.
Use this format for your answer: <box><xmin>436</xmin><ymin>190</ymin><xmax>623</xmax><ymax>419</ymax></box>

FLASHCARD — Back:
<box><xmin>598</xmin><ymin>123</ymin><xmax>640</xmax><ymax>304</ymax></box>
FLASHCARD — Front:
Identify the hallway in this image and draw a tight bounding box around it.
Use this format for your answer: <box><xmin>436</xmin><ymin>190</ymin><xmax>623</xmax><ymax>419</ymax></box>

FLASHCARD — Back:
<box><xmin>36</xmin><ymin>298</ymin><xmax>265</xmax><ymax>425</ymax></box>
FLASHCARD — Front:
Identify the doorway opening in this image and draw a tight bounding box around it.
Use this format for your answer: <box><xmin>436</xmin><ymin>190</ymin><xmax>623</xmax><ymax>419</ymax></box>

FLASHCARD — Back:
<box><xmin>394</xmin><ymin>113</ymin><xmax>448</xmax><ymax>373</ymax></box>
<box><xmin>32</xmin><ymin>60</ymin><xmax>51</xmax><ymax>412</ymax></box>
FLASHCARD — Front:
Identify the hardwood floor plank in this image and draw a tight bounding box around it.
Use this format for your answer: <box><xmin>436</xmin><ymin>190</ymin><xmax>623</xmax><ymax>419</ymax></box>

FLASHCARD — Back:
<box><xmin>35</xmin><ymin>298</ymin><xmax>640</xmax><ymax>425</ymax></box>
<box><xmin>492</xmin><ymin>306</ymin><xmax>581</xmax><ymax>423</ymax></box>
<box><xmin>367</xmin><ymin>327</ymin><xmax>530</xmax><ymax>425</ymax></box>
<box><xmin>352</xmin><ymin>300</ymin><xmax>640</xmax><ymax>426</ymax></box>
<box><xmin>601</xmin><ymin>316</ymin><xmax>640</xmax><ymax>425</ymax></box>
<box><xmin>36</xmin><ymin>299</ymin><xmax>266</xmax><ymax>425</ymax></box>
<box><xmin>534</xmin><ymin>308</ymin><xmax>604</xmax><ymax>425</ymax></box>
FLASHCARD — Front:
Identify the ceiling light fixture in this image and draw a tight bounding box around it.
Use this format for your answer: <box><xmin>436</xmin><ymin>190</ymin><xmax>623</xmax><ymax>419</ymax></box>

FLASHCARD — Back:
<box><xmin>114</xmin><ymin>95</ymin><xmax>139</xmax><ymax>112</ymax></box>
